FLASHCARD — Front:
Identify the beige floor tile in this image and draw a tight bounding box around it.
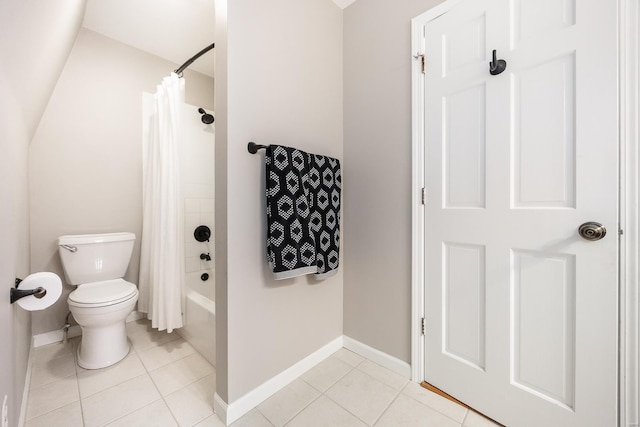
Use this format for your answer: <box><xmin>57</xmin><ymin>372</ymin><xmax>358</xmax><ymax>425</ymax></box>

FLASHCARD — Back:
<box><xmin>230</xmin><ymin>409</ymin><xmax>273</xmax><ymax>427</ymax></box>
<box><xmin>301</xmin><ymin>356</ymin><xmax>352</xmax><ymax>392</ymax></box>
<box><xmin>402</xmin><ymin>382</ymin><xmax>468</xmax><ymax>423</ymax></box>
<box><xmin>325</xmin><ymin>369</ymin><xmax>399</xmax><ymax>425</ymax></box>
<box><xmin>26</xmin><ymin>375</ymin><xmax>79</xmax><ymax>420</ymax></box>
<box><xmin>137</xmin><ymin>338</ymin><xmax>196</xmax><ymax>371</ymax></box>
<box><xmin>127</xmin><ymin>319</ymin><xmax>181</xmax><ymax>351</ymax></box>
<box><xmin>257</xmin><ymin>379</ymin><xmax>320</xmax><ymax>426</ymax></box>
<box><xmin>30</xmin><ymin>353</ymin><xmax>77</xmax><ymax>389</ymax></box>
<box><xmin>24</xmin><ymin>400</ymin><xmax>83</xmax><ymax>427</ymax></box>
<box><xmin>195</xmin><ymin>414</ymin><xmax>227</xmax><ymax>427</ymax></box>
<box><xmin>81</xmin><ymin>374</ymin><xmax>161</xmax><ymax>427</ymax></box>
<box><xmin>150</xmin><ymin>352</ymin><xmax>215</xmax><ymax>396</ymax></box>
<box><xmin>77</xmin><ymin>350</ymin><xmax>146</xmax><ymax>398</ymax></box>
<box><xmin>375</xmin><ymin>394</ymin><xmax>461</xmax><ymax>427</ymax></box>
<box><xmin>332</xmin><ymin>348</ymin><xmax>365</xmax><ymax>367</ymax></box>
<box><xmin>165</xmin><ymin>374</ymin><xmax>215</xmax><ymax>427</ymax></box>
<box><xmin>356</xmin><ymin>360</ymin><xmax>409</xmax><ymax>391</ymax></box>
<box><xmin>463</xmin><ymin>411</ymin><xmax>503</xmax><ymax>427</ymax></box>
<box><xmin>105</xmin><ymin>399</ymin><xmax>179</xmax><ymax>427</ymax></box>
<box><xmin>286</xmin><ymin>395</ymin><xmax>367</xmax><ymax>427</ymax></box>
<box><xmin>32</xmin><ymin>341</ymin><xmax>75</xmax><ymax>364</ymax></box>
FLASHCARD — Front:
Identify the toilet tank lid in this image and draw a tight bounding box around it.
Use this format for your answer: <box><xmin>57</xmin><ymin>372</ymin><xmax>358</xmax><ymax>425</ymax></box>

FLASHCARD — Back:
<box><xmin>58</xmin><ymin>232</ymin><xmax>136</xmax><ymax>246</ymax></box>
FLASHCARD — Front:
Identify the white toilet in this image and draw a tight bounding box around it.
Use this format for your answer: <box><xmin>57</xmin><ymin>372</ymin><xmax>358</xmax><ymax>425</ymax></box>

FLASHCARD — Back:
<box><xmin>58</xmin><ymin>232</ymin><xmax>139</xmax><ymax>369</ymax></box>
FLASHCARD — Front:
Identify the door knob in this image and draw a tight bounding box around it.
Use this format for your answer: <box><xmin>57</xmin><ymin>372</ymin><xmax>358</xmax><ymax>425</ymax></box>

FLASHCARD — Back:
<box><xmin>578</xmin><ymin>222</ymin><xmax>607</xmax><ymax>241</ymax></box>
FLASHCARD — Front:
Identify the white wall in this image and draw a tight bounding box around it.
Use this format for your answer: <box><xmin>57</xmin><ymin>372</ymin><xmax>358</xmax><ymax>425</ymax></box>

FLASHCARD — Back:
<box><xmin>29</xmin><ymin>29</ymin><xmax>215</xmax><ymax>336</ymax></box>
<box><xmin>0</xmin><ymin>71</ymin><xmax>33</xmax><ymax>427</ymax></box>
<box><xmin>221</xmin><ymin>0</ymin><xmax>344</xmax><ymax>402</ymax></box>
<box><xmin>343</xmin><ymin>0</ymin><xmax>443</xmax><ymax>363</ymax></box>
<box><xmin>214</xmin><ymin>0</ymin><xmax>229</xmax><ymax>402</ymax></box>
<box><xmin>0</xmin><ymin>1</ymin><xmax>86</xmax><ymax>425</ymax></box>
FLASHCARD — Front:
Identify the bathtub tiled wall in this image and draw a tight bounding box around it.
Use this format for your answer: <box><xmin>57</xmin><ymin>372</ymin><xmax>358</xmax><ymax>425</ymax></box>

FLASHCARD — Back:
<box><xmin>184</xmin><ymin>195</ymin><xmax>215</xmax><ymax>301</ymax></box>
<box><xmin>180</xmin><ymin>105</ymin><xmax>215</xmax><ymax>302</ymax></box>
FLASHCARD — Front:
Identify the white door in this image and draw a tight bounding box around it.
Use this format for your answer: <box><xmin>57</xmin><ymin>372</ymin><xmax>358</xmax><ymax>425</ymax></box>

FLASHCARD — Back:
<box><xmin>420</xmin><ymin>0</ymin><xmax>618</xmax><ymax>426</ymax></box>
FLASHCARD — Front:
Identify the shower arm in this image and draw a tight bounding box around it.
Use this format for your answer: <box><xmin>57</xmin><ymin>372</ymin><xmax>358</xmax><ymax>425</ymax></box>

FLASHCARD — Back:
<box><xmin>174</xmin><ymin>43</ymin><xmax>215</xmax><ymax>77</ymax></box>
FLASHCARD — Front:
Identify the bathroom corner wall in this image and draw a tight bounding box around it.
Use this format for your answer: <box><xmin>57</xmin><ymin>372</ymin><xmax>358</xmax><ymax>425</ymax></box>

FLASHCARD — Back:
<box><xmin>0</xmin><ymin>71</ymin><xmax>34</xmax><ymax>427</ymax></box>
<box><xmin>29</xmin><ymin>29</ymin><xmax>215</xmax><ymax>336</ymax></box>
<box><xmin>0</xmin><ymin>1</ymin><xmax>87</xmax><ymax>425</ymax></box>
<box><xmin>213</xmin><ymin>0</ymin><xmax>229</xmax><ymax>403</ymax></box>
<box><xmin>342</xmin><ymin>0</ymin><xmax>443</xmax><ymax>363</ymax></box>
<box><xmin>223</xmin><ymin>0</ymin><xmax>344</xmax><ymax>403</ymax></box>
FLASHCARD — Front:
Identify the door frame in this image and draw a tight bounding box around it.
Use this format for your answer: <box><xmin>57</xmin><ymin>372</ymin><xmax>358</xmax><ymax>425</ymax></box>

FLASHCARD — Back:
<box><xmin>410</xmin><ymin>0</ymin><xmax>639</xmax><ymax>425</ymax></box>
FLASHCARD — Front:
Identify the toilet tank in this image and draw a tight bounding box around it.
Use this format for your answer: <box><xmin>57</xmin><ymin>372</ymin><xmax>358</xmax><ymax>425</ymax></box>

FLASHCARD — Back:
<box><xmin>58</xmin><ymin>232</ymin><xmax>136</xmax><ymax>285</ymax></box>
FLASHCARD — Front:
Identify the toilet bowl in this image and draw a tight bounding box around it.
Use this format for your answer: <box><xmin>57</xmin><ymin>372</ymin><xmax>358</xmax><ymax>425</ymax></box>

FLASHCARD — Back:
<box><xmin>68</xmin><ymin>279</ymin><xmax>139</xmax><ymax>369</ymax></box>
<box><xmin>58</xmin><ymin>232</ymin><xmax>138</xmax><ymax>369</ymax></box>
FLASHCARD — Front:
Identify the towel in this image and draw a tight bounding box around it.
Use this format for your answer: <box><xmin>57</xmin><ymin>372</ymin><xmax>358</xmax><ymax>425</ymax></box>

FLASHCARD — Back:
<box><xmin>266</xmin><ymin>145</ymin><xmax>341</xmax><ymax>280</ymax></box>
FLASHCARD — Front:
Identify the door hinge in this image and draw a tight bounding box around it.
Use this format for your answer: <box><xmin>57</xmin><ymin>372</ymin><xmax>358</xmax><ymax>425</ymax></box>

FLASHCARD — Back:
<box><xmin>421</xmin><ymin>187</ymin><xmax>426</xmax><ymax>205</ymax></box>
<box><xmin>421</xmin><ymin>317</ymin><xmax>425</xmax><ymax>335</ymax></box>
<box><xmin>413</xmin><ymin>53</ymin><xmax>425</xmax><ymax>74</ymax></box>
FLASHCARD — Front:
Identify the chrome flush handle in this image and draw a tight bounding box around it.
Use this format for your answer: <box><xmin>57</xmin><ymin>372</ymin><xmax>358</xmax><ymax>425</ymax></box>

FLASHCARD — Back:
<box><xmin>60</xmin><ymin>244</ymin><xmax>77</xmax><ymax>253</ymax></box>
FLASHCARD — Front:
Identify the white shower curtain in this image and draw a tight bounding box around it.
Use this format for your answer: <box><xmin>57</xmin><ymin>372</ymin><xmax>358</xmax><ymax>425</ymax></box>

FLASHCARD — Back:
<box><xmin>139</xmin><ymin>73</ymin><xmax>185</xmax><ymax>333</ymax></box>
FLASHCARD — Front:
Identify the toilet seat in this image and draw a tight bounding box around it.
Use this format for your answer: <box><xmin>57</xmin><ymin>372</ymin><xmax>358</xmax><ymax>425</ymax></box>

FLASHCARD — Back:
<box><xmin>68</xmin><ymin>279</ymin><xmax>138</xmax><ymax>308</ymax></box>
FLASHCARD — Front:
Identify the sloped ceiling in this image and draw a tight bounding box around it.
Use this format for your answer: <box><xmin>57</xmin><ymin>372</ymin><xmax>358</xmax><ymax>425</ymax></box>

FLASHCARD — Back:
<box><xmin>82</xmin><ymin>0</ymin><xmax>215</xmax><ymax>77</ymax></box>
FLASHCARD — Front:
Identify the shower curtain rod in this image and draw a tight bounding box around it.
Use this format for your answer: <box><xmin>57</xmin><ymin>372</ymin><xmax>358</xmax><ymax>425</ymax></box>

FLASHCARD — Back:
<box><xmin>174</xmin><ymin>43</ymin><xmax>215</xmax><ymax>77</ymax></box>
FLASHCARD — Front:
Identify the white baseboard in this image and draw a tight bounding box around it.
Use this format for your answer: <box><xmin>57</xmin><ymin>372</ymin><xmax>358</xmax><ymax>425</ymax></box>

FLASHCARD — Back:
<box><xmin>32</xmin><ymin>325</ymin><xmax>82</xmax><ymax>348</ymax></box>
<box><xmin>219</xmin><ymin>336</ymin><xmax>344</xmax><ymax>425</ymax></box>
<box><xmin>214</xmin><ymin>335</ymin><xmax>411</xmax><ymax>425</ymax></box>
<box><xmin>213</xmin><ymin>393</ymin><xmax>228</xmax><ymax>425</ymax></box>
<box><xmin>32</xmin><ymin>312</ymin><xmax>144</xmax><ymax>348</ymax></box>
<box><xmin>343</xmin><ymin>335</ymin><xmax>411</xmax><ymax>379</ymax></box>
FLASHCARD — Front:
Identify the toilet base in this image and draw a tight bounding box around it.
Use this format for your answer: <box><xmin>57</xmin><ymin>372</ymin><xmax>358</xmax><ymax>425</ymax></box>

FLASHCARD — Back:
<box><xmin>69</xmin><ymin>290</ymin><xmax>138</xmax><ymax>370</ymax></box>
<box><xmin>77</xmin><ymin>321</ymin><xmax>131</xmax><ymax>369</ymax></box>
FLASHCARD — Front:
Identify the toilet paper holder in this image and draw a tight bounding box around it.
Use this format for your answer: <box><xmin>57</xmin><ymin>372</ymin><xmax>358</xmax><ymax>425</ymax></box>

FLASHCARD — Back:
<box><xmin>10</xmin><ymin>278</ymin><xmax>46</xmax><ymax>304</ymax></box>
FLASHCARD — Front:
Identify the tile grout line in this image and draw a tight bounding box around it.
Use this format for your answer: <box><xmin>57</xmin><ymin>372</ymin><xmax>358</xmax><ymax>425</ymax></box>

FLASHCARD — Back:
<box><xmin>281</xmin><ymin>358</ymin><xmax>360</xmax><ymax>427</ymax></box>
<box><xmin>72</xmin><ymin>337</ymin><xmax>86</xmax><ymax>427</ymax></box>
<box><xmin>271</xmin><ymin>378</ymin><xmax>324</xmax><ymax>427</ymax></box>
<box><xmin>461</xmin><ymin>408</ymin><xmax>470</xmax><ymax>426</ymax></box>
<box><xmin>319</xmin><ymin>363</ymin><xmax>386</xmax><ymax>427</ymax></box>
<box><xmin>370</xmin><ymin>387</ymin><xmax>404</xmax><ymax>427</ymax></box>
<box><xmin>26</xmin><ymin>341</ymin><xmax>83</xmax><ymax>423</ymax></box>
<box><xmin>130</xmin><ymin>344</ymin><xmax>182</xmax><ymax>427</ymax></box>
<box><xmin>327</xmin><ymin>360</ymin><xmax>405</xmax><ymax>426</ymax></box>
<box><xmin>401</xmin><ymin>383</ymin><xmax>470</xmax><ymax>425</ymax></box>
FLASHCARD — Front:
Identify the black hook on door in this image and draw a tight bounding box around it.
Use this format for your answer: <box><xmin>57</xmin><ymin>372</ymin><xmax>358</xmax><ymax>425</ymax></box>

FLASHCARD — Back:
<box><xmin>489</xmin><ymin>49</ymin><xmax>507</xmax><ymax>75</ymax></box>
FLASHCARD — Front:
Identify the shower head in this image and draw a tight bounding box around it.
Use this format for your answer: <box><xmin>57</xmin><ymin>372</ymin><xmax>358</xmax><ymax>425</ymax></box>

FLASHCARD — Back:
<box><xmin>198</xmin><ymin>108</ymin><xmax>214</xmax><ymax>125</ymax></box>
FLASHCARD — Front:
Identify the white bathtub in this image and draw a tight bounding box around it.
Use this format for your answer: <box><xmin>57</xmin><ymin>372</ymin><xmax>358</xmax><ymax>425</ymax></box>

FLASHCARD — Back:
<box><xmin>177</xmin><ymin>290</ymin><xmax>215</xmax><ymax>366</ymax></box>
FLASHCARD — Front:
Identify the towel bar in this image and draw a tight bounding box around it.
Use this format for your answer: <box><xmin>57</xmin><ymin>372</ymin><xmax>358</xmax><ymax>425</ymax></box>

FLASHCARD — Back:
<box><xmin>248</xmin><ymin>142</ymin><xmax>268</xmax><ymax>154</ymax></box>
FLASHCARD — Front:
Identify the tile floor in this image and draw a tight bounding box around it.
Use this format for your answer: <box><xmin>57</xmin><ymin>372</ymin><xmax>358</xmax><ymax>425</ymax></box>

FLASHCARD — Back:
<box><xmin>25</xmin><ymin>319</ymin><xmax>500</xmax><ymax>427</ymax></box>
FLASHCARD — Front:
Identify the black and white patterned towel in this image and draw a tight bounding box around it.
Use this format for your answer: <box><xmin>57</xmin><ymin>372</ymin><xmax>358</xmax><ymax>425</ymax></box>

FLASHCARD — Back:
<box><xmin>266</xmin><ymin>145</ymin><xmax>341</xmax><ymax>280</ymax></box>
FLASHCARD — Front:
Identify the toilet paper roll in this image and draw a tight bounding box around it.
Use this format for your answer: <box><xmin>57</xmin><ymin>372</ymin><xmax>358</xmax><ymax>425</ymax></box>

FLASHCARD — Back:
<box><xmin>16</xmin><ymin>272</ymin><xmax>62</xmax><ymax>311</ymax></box>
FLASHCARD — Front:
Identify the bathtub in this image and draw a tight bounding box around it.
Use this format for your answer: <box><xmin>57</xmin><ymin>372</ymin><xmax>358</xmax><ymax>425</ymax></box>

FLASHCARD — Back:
<box><xmin>177</xmin><ymin>290</ymin><xmax>216</xmax><ymax>366</ymax></box>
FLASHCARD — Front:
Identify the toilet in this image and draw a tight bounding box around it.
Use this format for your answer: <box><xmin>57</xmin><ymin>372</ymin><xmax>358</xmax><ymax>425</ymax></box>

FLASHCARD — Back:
<box><xmin>58</xmin><ymin>232</ymin><xmax>139</xmax><ymax>369</ymax></box>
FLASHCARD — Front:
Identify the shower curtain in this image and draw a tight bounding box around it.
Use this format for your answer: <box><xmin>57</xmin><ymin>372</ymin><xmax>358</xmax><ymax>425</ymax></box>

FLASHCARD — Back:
<box><xmin>139</xmin><ymin>73</ymin><xmax>185</xmax><ymax>333</ymax></box>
